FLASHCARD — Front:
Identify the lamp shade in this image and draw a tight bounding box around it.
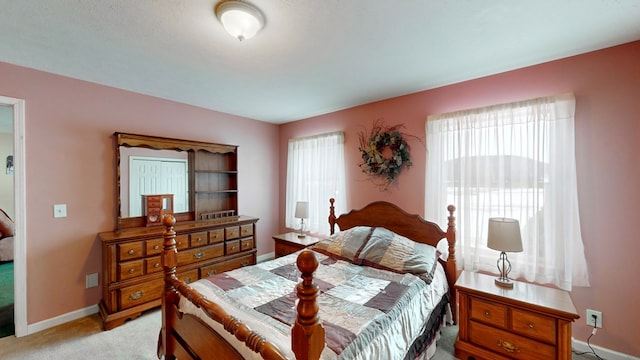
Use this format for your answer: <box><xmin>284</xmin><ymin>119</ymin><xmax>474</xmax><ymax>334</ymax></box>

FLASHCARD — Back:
<box><xmin>294</xmin><ymin>201</ymin><xmax>309</xmax><ymax>219</ymax></box>
<box><xmin>215</xmin><ymin>1</ymin><xmax>264</xmax><ymax>41</ymax></box>
<box><xmin>487</xmin><ymin>217</ymin><xmax>523</xmax><ymax>252</ymax></box>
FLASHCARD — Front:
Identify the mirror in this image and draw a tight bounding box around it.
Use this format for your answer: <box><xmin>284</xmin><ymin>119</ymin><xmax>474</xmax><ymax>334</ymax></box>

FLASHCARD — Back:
<box><xmin>115</xmin><ymin>132</ymin><xmax>238</xmax><ymax>229</ymax></box>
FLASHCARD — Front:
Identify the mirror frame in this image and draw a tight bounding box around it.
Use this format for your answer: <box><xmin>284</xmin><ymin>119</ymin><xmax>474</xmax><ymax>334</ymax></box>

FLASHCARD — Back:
<box><xmin>115</xmin><ymin>132</ymin><xmax>233</xmax><ymax>229</ymax></box>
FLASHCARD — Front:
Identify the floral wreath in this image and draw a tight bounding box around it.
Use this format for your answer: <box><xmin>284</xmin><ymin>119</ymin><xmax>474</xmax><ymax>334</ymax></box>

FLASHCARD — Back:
<box><xmin>358</xmin><ymin>120</ymin><xmax>415</xmax><ymax>190</ymax></box>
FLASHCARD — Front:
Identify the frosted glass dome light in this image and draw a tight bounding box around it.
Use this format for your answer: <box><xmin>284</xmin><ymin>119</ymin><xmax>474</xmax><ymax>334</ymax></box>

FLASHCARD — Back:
<box><xmin>215</xmin><ymin>1</ymin><xmax>264</xmax><ymax>41</ymax></box>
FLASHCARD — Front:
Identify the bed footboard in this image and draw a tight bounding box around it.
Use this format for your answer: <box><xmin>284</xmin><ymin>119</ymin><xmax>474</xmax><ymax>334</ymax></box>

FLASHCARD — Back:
<box><xmin>159</xmin><ymin>215</ymin><xmax>325</xmax><ymax>360</ymax></box>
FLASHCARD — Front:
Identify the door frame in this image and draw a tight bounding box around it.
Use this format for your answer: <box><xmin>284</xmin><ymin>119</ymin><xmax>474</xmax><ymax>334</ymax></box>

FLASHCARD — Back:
<box><xmin>0</xmin><ymin>96</ymin><xmax>27</xmax><ymax>337</ymax></box>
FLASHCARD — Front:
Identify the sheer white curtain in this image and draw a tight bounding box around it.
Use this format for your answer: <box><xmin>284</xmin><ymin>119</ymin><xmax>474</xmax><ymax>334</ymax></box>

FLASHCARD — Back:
<box><xmin>286</xmin><ymin>132</ymin><xmax>347</xmax><ymax>235</ymax></box>
<box><xmin>425</xmin><ymin>94</ymin><xmax>589</xmax><ymax>290</ymax></box>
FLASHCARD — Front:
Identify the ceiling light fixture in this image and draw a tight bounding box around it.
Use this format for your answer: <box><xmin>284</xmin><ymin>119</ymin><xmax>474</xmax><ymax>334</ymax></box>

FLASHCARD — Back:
<box><xmin>215</xmin><ymin>1</ymin><xmax>264</xmax><ymax>41</ymax></box>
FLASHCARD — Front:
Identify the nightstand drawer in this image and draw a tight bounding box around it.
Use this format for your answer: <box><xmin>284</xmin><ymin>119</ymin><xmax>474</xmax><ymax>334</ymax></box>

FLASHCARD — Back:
<box><xmin>470</xmin><ymin>321</ymin><xmax>556</xmax><ymax>360</ymax></box>
<box><xmin>470</xmin><ymin>297</ymin><xmax>508</xmax><ymax>328</ymax></box>
<box><xmin>512</xmin><ymin>308</ymin><xmax>556</xmax><ymax>344</ymax></box>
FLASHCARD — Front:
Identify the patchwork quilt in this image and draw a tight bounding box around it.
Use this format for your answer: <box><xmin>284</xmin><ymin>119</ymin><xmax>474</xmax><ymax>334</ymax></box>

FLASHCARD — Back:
<box><xmin>181</xmin><ymin>249</ymin><xmax>449</xmax><ymax>360</ymax></box>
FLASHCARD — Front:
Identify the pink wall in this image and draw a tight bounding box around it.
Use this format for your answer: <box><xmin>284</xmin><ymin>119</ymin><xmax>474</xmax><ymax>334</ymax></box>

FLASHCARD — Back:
<box><xmin>279</xmin><ymin>41</ymin><xmax>640</xmax><ymax>356</ymax></box>
<box><xmin>0</xmin><ymin>62</ymin><xmax>280</xmax><ymax>324</ymax></box>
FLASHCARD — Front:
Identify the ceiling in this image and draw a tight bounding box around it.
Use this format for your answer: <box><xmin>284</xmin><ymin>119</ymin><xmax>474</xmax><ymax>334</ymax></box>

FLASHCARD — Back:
<box><xmin>1</xmin><ymin>1</ymin><xmax>640</xmax><ymax>125</ymax></box>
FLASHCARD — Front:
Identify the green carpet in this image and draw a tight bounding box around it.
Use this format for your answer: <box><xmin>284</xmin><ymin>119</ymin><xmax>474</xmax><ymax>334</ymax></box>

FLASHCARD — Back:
<box><xmin>0</xmin><ymin>261</ymin><xmax>14</xmax><ymax>338</ymax></box>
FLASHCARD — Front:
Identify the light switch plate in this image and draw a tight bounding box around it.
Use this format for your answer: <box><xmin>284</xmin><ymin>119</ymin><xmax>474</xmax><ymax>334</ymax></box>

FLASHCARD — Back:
<box><xmin>53</xmin><ymin>204</ymin><xmax>67</xmax><ymax>218</ymax></box>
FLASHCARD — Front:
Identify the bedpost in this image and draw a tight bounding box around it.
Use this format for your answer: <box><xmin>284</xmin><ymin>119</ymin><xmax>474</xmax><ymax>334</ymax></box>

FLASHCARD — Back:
<box><xmin>159</xmin><ymin>215</ymin><xmax>178</xmax><ymax>359</ymax></box>
<box><xmin>328</xmin><ymin>198</ymin><xmax>336</xmax><ymax>235</ymax></box>
<box><xmin>445</xmin><ymin>205</ymin><xmax>458</xmax><ymax>324</ymax></box>
<box><xmin>292</xmin><ymin>250</ymin><xmax>325</xmax><ymax>360</ymax></box>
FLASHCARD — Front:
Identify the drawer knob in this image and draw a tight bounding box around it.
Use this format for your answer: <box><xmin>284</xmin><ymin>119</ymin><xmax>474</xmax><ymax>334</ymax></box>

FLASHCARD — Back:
<box><xmin>497</xmin><ymin>340</ymin><xmax>519</xmax><ymax>353</ymax></box>
<box><xmin>483</xmin><ymin>311</ymin><xmax>490</xmax><ymax>317</ymax></box>
<box><xmin>207</xmin><ymin>270</ymin><xmax>218</xmax><ymax>276</ymax></box>
<box><xmin>154</xmin><ymin>262</ymin><xmax>160</xmax><ymax>268</ymax></box>
<box><xmin>231</xmin><ymin>245</ymin><xmax>236</xmax><ymax>250</ymax></box>
<box><xmin>194</xmin><ymin>252</ymin><xmax>204</xmax><ymax>259</ymax></box>
<box><xmin>128</xmin><ymin>249</ymin><xmax>135</xmax><ymax>255</ymax></box>
<box><xmin>528</xmin><ymin>323</ymin><xmax>535</xmax><ymax>329</ymax></box>
<box><xmin>241</xmin><ymin>261</ymin><xmax>249</xmax><ymax>266</ymax></box>
<box><xmin>129</xmin><ymin>290</ymin><xmax>144</xmax><ymax>300</ymax></box>
<box><xmin>153</xmin><ymin>245</ymin><xmax>160</xmax><ymax>250</ymax></box>
<box><xmin>128</xmin><ymin>268</ymin><xmax>135</xmax><ymax>274</ymax></box>
<box><xmin>184</xmin><ymin>277</ymin><xmax>192</xmax><ymax>283</ymax></box>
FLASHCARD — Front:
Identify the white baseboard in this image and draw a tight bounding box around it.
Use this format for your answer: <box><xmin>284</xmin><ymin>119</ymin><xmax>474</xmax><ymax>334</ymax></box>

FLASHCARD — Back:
<box><xmin>573</xmin><ymin>338</ymin><xmax>639</xmax><ymax>360</ymax></box>
<box><xmin>26</xmin><ymin>304</ymin><xmax>99</xmax><ymax>336</ymax></box>
<box><xmin>257</xmin><ymin>252</ymin><xmax>275</xmax><ymax>263</ymax></box>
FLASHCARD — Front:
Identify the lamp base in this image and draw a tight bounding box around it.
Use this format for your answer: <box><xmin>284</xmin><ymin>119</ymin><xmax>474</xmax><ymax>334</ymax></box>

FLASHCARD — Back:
<box><xmin>494</xmin><ymin>277</ymin><xmax>514</xmax><ymax>289</ymax></box>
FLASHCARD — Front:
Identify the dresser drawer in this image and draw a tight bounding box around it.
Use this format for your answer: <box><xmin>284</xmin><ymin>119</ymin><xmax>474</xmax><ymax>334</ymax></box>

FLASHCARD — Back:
<box><xmin>177</xmin><ymin>269</ymin><xmax>198</xmax><ymax>284</ymax></box>
<box><xmin>177</xmin><ymin>243</ymin><xmax>224</xmax><ymax>265</ymax></box>
<box><xmin>240</xmin><ymin>224</ymin><xmax>253</xmax><ymax>237</ymax></box>
<box><xmin>119</xmin><ymin>278</ymin><xmax>163</xmax><ymax>310</ymax></box>
<box><xmin>118</xmin><ymin>260</ymin><xmax>144</xmax><ymax>281</ymax></box>
<box><xmin>240</xmin><ymin>238</ymin><xmax>253</xmax><ymax>251</ymax></box>
<box><xmin>190</xmin><ymin>231</ymin><xmax>208</xmax><ymax>247</ymax></box>
<box><xmin>201</xmin><ymin>253</ymin><xmax>255</xmax><ymax>278</ymax></box>
<box><xmin>209</xmin><ymin>229</ymin><xmax>224</xmax><ymax>244</ymax></box>
<box><xmin>469</xmin><ymin>320</ymin><xmax>556</xmax><ymax>360</ymax></box>
<box><xmin>146</xmin><ymin>238</ymin><xmax>163</xmax><ymax>256</ymax></box>
<box><xmin>511</xmin><ymin>308</ymin><xmax>556</xmax><ymax>344</ymax></box>
<box><xmin>146</xmin><ymin>256</ymin><xmax>162</xmax><ymax>274</ymax></box>
<box><xmin>225</xmin><ymin>226</ymin><xmax>240</xmax><ymax>240</ymax></box>
<box><xmin>470</xmin><ymin>297</ymin><xmax>508</xmax><ymax>328</ymax></box>
<box><xmin>226</xmin><ymin>240</ymin><xmax>240</xmax><ymax>255</ymax></box>
<box><xmin>118</xmin><ymin>242</ymin><xmax>143</xmax><ymax>261</ymax></box>
<box><xmin>175</xmin><ymin>234</ymin><xmax>188</xmax><ymax>250</ymax></box>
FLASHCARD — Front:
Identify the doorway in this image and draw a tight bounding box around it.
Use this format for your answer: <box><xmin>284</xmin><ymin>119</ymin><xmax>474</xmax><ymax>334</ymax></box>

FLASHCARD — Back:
<box><xmin>0</xmin><ymin>96</ymin><xmax>26</xmax><ymax>337</ymax></box>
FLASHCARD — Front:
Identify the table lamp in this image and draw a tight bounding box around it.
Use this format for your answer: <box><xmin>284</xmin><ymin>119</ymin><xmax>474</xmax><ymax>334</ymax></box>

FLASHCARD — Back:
<box><xmin>487</xmin><ymin>217</ymin><xmax>523</xmax><ymax>288</ymax></box>
<box><xmin>294</xmin><ymin>201</ymin><xmax>309</xmax><ymax>238</ymax></box>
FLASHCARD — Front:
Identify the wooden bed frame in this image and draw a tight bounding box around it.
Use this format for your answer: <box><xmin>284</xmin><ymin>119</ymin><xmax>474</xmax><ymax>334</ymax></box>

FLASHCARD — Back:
<box><xmin>159</xmin><ymin>199</ymin><xmax>457</xmax><ymax>360</ymax></box>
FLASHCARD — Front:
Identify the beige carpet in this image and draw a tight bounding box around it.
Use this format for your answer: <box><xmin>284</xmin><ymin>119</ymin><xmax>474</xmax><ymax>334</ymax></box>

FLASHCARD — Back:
<box><xmin>0</xmin><ymin>309</ymin><xmax>594</xmax><ymax>359</ymax></box>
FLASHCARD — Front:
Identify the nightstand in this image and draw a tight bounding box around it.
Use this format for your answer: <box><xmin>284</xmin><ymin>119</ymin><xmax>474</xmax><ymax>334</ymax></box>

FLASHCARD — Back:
<box><xmin>454</xmin><ymin>271</ymin><xmax>579</xmax><ymax>360</ymax></box>
<box><xmin>272</xmin><ymin>232</ymin><xmax>322</xmax><ymax>258</ymax></box>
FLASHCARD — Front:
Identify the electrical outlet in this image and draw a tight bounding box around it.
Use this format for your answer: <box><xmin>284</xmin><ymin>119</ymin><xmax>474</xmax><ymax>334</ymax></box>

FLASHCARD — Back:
<box><xmin>586</xmin><ymin>309</ymin><xmax>603</xmax><ymax>328</ymax></box>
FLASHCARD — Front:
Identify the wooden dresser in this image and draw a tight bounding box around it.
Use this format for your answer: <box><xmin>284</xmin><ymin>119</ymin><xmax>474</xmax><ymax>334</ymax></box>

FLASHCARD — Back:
<box><xmin>98</xmin><ymin>216</ymin><xmax>257</xmax><ymax>330</ymax></box>
<box><xmin>455</xmin><ymin>271</ymin><xmax>579</xmax><ymax>360</ymax></box>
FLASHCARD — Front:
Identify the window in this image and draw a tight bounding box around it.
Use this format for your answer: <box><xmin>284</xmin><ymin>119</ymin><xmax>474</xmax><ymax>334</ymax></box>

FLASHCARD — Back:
<box><xmin>286</xmin><ymin>132</ymin><xmax>346</xmax><ymax>235</ymax></box>
<box><xmin>425</xmin><ymin>94</ymin><xmax>589</xmax><ymax>290</ymax></box>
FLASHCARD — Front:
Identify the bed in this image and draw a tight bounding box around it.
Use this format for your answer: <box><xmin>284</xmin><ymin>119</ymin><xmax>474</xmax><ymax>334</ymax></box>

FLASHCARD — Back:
<box><xmin>158</xmin><ymin>199</ymin><xmax>457</xmax><ymax>360</ymax></box>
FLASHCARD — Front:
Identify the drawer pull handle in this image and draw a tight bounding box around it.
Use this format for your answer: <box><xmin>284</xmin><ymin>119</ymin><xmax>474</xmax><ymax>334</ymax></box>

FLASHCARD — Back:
<box><xmin>497</xmin><ymin>340</ymin><xmax>519</xmax><ymax>353</ymax></box>
<box><xmin>241</xmin><ymin>261</ymin><xmax>249</xmax><ymax>266</ymax></box>
<box><xmin>207</xmin><ymin>270</ymin><xmax>218</xmax><ymax>276</ymax></box>
<box><xmin>128</xmin><ymin>249</ymin><xmax>135</xmax><ymax>255</ymax></box>
<box><xmin>184</xmin><ymin>277</ymin><xmax>192</xmax><ymax>283</ymax></box>
<box><xmin>129</xmin><ymin>290</ymin><xmax>144</xmax><ymax>300</ymax></box>
<box><xmin>193</xmin><ymin>252</ymin><xmax>204</xmax><ymax>259</ymax></box>
<box><xmin>128</xmin><ymin>268</ymin><xmax>136</xmax><ymax>274</ymax></box>
<box><xmin>153</xmin><ymin>245</ymin><xmax>160</xmax><ymax>250</ymax></box>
